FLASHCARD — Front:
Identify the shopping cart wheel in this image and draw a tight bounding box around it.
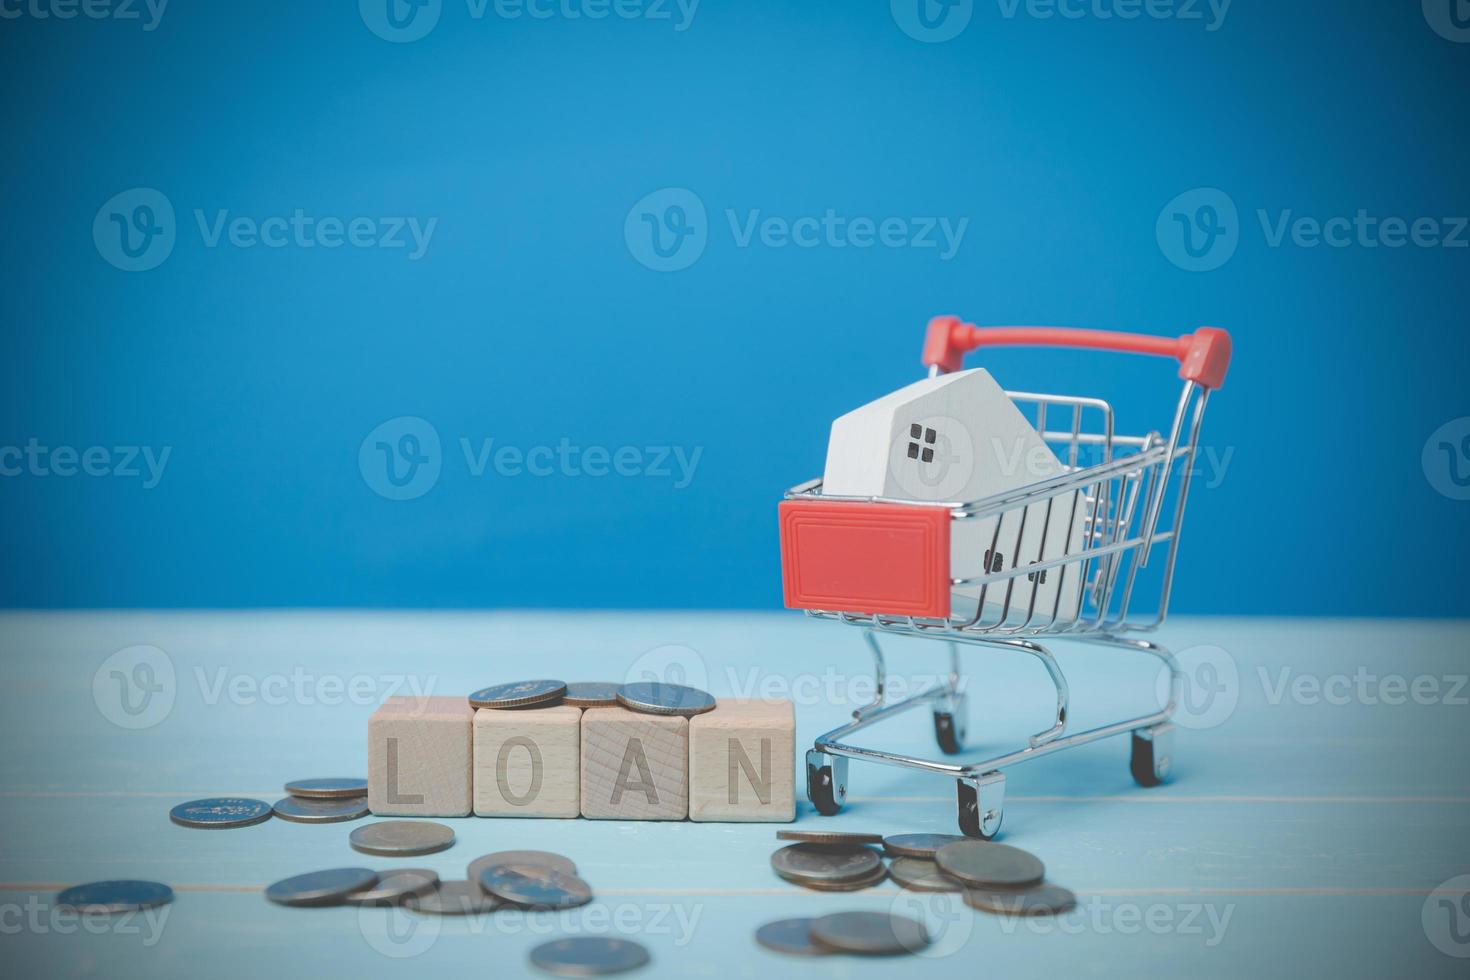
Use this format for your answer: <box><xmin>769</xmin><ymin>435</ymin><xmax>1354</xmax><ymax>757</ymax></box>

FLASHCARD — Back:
<box><xmin>933</xmin><ymin>693</ymin><xmax>968</xmax><ymax>755</ymax></box>
<box><xmin>1129</xmin><ymin>722</ymin><xmax>1175</xmax><ymax>788</ymax></box>
<box><xmin>956</xmin><ymin>770</ymin><xmax>1005</xmax><ymax>839</ymax></box>
<box><xmin>805</xmin><ymin>749</ymin><xmax>848</xmax><ymax>816</ymax></box>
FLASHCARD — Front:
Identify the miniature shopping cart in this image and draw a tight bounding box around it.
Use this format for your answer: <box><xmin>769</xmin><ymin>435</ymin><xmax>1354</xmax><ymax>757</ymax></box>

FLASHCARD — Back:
<box><xmin>778</xmin><ymin>317</ymin><xmax>1232</xmax><ymax>838</ymax></box>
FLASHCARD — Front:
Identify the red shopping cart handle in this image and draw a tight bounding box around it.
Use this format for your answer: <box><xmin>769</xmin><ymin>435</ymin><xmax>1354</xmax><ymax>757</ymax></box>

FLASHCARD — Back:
<box><xmin>922</xmin><ymin>317</ymin><xmax>1233</xmax><ymax>390</ymax></box>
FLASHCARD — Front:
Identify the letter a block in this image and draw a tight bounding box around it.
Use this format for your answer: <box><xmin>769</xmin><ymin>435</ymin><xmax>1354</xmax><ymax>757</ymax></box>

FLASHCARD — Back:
<box><xmin>579</xmin><ymin>706</ymin><xmax>688</xmax><ymax>820</ymax></box>
<box><xmin>368</xmin><ymin>696</ymin><xmax>473</xmax><ymax>817</ymax></box>
<box><xmin>689</xmin><ymin>699</ymin><xmax>796</xmax><ymax>822</ymax></box>
<box><xmin>473</xmin><ymin>705</ymin><xmax>581</xmax><ymax>818</ymax></box>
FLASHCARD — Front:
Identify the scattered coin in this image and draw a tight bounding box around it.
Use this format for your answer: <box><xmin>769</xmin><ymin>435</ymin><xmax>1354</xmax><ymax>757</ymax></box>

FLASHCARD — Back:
<box><xmin>265</xmin><ymin>868</ymin><xmax>378</xmax><ymax>907</ymax></box>
<box><xmin>770</xmin><ymin>843</ymin><xmax>882</xmax><ymax>884</ymax></box>
<box><xmin>887</xmin><ymin>857</ymin><xmax>962</xmax><ymax>892</ymax></box>
<box><xmin>469</xmin><ymin>680</ymin><xmax>567</xmax><ymax>710</ymax></box>
<box><xmin>615</xmin><ymin>681</ymin><xmax>716</xmax><ymax>717</ymax></box>
<box><xmin>349</xmin><ymin>820</ymin><xmax>456</xmax><ymax>857</ymax></box>
<box><xmin>406</xmin><ymin>879</ymin><xmax>502</xmax><ymax>915</ymax></box>
<box><xmin>882</xmin><ymin>833</ymin><xmax>968</xmax><ymax>859</ymax></box>
<box><xmin>966</xmin><ymin>882</ymin><xmax>1078</xmax><ymax>916</ymax></box>
<box><xmin>754</xmin><ymin>917</ymin><xmax>830</xmax><ymax>957</ymax></box>
<box><xmin>283</xmin><ymin>778</ymin><xmax>368</xmax><ymax>799</ymax></box>
<box><xmin>272</xmin><ymin>796</ymin><xmax>370</xmax><ymax>824</ymax></box>
<box><xmin>935</xmin><ymin>840</ymin><xmax>1045</xmax><ymax>889</ymax></box>
<box><xmin>777</xmin><ymin>830</ymin><xmax>884</xmax><ymax>846</ymax></box>
<box><xmin>169</xmin><ymin>797</ymin><xmax>272</xmax><ymax>829</ymax></box>
<box><xmin>809</xmin><ymin>910</ymin><xmax>930</xmax><ymax>956</ymax></box>
<box><xmin>56</xmin><ymin>880</ymin><xmax>173</xmax><ymax>913</ymax></box>
<box><xmin>479</xmin><ymin>863</ymin><xmax>593</xmax><ymax>910</ymax></box>
<box><xmin>347</xmin><ymin>868</ymin><xmax>441</xmax><ymax>905</ymax></box>
<box><xmin>561</xmin><ymin>682</ymin><xmax>621</xmax><ymax>708</ymax></box>
<box><xmin>469</xmin><ymin>850</ymin><xmax>577</xmax><ymax>882</ymax></box>
<box><xmin>529</xmin><ymin>937</ymin><xmax>650</xmax><ymax>977</ymax></box>
<box><xmin>777</xmin><ymin>863</ymin><xmax>888</xmax><ymax>892</ymax></box>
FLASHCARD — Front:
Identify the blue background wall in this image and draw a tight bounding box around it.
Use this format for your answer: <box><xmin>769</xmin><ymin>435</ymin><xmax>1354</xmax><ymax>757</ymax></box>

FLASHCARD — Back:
<box><xmin>2</xmin><ymin>0</ymin><xmax>1466</xmax><ymax>614</ymax></box>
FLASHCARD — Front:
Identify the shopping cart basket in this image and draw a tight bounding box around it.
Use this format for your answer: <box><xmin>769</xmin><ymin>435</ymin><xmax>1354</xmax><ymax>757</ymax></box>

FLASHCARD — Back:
<box><xmin>779</xmin><ymin>316</ymin><xmax>1232</xmax><ymax>838</ymax></box>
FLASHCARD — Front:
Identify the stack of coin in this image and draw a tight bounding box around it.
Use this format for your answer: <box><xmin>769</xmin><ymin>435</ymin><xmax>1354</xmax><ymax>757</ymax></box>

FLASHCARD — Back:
<box><xmin>470</xmin><ymin>850</ymin><xmax>595</xmax><ymax>912</ymax></box>
<box><xmin>615</xmin><ymin>681</ymin><xmax>716</xmax><ymax>717</ymax></box>
<box><xmin>933</xmin><ymin>840</ymin><xmax>1077</xmax><ymax>916</ymax></box>
<box><xmin>469</xmin><ymin>679</ymin><xmax>570</xmax><ymax>710</ymax></box>
<box><xmin>756</xmin><ymin>911</ymin><xmax>931</xmax><ymax>957</ymax></box>
<box><xmin>770</xmin><ymin>831</ymin><xmax>888</xmax><ymax>892</ymax></box>
<box><xmin>272</xmin><ymin>777</ymin><xmax>370</xmax><ymax>825</ymax></box>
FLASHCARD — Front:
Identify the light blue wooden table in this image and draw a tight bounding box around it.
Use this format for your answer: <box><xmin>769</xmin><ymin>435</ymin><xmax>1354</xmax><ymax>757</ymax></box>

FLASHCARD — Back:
<box><xmin>1</xmin><ymin>612</ymin><xmax>1467</xmax><ymax>978</ymax></box>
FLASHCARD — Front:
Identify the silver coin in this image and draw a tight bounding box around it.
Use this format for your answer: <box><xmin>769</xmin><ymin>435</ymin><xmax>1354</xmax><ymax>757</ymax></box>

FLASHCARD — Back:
<box><xmin>478</xmin><ymin>863</ymin><xmax>593</xmax><ymax>910</ymax></box>
<box><xmin>882</xmin><ymin>833</ymin><xmax>968</xmax><ymax>859</ymax></box>
<box><xmin>887</xmin><ymin>857</ymin><xmax>962</xmax><ymax>892</ymax></box>
<box><xmin>469</xmin><ymin>850</ymin><xmax>577</xmax><ymax>882</ymax></box>
<box><xmin>777</xmin><ymin>863</ymin><xmax>888</xmax><ymax>892</ymax></box>
<box><xmin>349</xmin><ymin>820</ymin><xmax>456</xmax><ymax>857</ymax></box>
<box><xmin>561</xmin><ymin>682</ymin><xmax>621</xmax><ymax>708</ymax></box>
<box><xmin>283</xmin><ymin>777</ymin><xmax>368</xmax><ymax>799</ymax></box>
<box><xmin>469</xmin><ymin>679</ymin><xmax>567</xmax><ymax>710</ymax></box>
<box><xmin>56</xmin><ymin>880</ymin><xmax>173</xmax><ymax>913</ymax></box>
<box><xmin>777</xmin><ymin>830</ymin><xmax>884</xmax><ymax>846</ymax></box>
<box><xmin>529</xmin><ymin>937</ymin><xmax>650</xmax><ymax>977</ymax></box>
<box><xmin>934</xmin><ymin>840</ymin><xmax>1045</xmax><ymax>889</ymax></box>
<box><xmin>346</xmin><ymin>868</ymin><xmax>441</xmax><ymax>905</ymax></box>
<box><xmin>615</xmin><ymin>681</ymin><xmax>716</xmax><ymax>717</ymax></box>
<box><xmin>966</xmin><ymin>882</ymin><xmax>1078</xmax><ymax>916</ymax></box>
<box><xmin>169</xmin><ymin>797</ymin><xmax>272</xmax><ymax>829</ymax></box>
<box><xmin>265</xmin><ymin>867</ymin><xmax>378</xmax><ymax>907</ymax></box>
<box><xmin>809</xmin><ymin>910</ymin><xmax>931</xmax><ymax>956</ymax></box>
<box><xmin>770</xmin><ymin>843</ymin><xmax>882</xmax><ymax>883</ymax></box>
<box><xmin>272</xmin><ymin>795</ymin><xmax>370</xmax><ymax>824</ymax></box>
<box><xmin>406</xmin><ymin>879</ymin><xmax>501</xmax><ymax>915</ymax></box>
<box><xmin>754</xmin><ymin>917</ymin><xmax>830</xmax><ymax>956</ymax></box>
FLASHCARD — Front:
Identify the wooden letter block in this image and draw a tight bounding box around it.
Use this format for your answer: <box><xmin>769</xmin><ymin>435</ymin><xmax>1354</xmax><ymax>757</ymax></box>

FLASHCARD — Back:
<box><xmin>579</xmin><ymin>706</ymin><xmax>688</xmax><ymax>821</ymax></box>
<box><xmin>689</xmin><ymin>699</ymin><xmax>796</xmax><ymax>823</ymax></box>
<box><xmin>368</xmin><ymin>696</ymin><xmax>472</xmax><ymax>817</ymax></box>
<box><xmin>473</xmin><ymin>705</ymin><xmax>581</xmax><ymax>818</ymax></box>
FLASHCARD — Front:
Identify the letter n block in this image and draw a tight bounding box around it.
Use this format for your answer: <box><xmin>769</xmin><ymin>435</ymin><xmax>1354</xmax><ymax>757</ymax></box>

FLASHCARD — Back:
<box><xmin>473</xmin><ymin>705</ymin><xmax>580</xmax><ymax>818</ymax></box>
<box><xmin>368</xmin><ymin>696</ymin><xmax>472</xmax><ymax>817</ymax></box>
<box><xmin>689</xmin><ymin>699</ymin><xmax>795</xmax><ymax>822</ymax></box>
<box><xmin>579</xmin><ymin>706</ymin><xmax>688</xmax><ymax>820</ymax></box>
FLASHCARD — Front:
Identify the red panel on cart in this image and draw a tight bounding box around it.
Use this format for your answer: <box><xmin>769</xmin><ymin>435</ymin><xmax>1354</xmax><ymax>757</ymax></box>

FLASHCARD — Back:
<box><xmin>779</xmin><ymin>500</ymin><xmax>951</xmax><ymax>619</ymax></box>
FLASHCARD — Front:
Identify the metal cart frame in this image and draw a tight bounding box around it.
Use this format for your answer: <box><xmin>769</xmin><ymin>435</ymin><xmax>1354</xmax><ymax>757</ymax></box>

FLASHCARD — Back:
<box><xmin>778</xmin><ymin>317</ymin><xmax>1232</xmax><ymax>838</ymax></box>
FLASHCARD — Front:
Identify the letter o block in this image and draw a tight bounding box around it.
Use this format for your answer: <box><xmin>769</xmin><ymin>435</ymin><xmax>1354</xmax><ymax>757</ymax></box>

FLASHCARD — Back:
<box><xmin>473</xmin><ymin>705</ymin><xmax>581</xmax><ymax>818</ymax></box>
<box><xmin>579</xmin><ymin>706</ymin><xmax>688</xmax><ymax>820</ymax></box>
<box><xmin>689</xmin><ymin>699</ymin><xmax>796</xmax><ymax>822</ymax></box>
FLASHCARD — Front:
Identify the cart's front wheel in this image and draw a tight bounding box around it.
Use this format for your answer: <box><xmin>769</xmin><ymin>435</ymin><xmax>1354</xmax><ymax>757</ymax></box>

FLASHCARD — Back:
<box><xmin>956</xmin><ymin>771</ymin><xmax>1005</xmax><ymax>839</ymax></box>
<box><xmin>1130</xmin><ymin>723</ymin><xmax>1175</xmax><ymax>788</ymax></box>
<box><xmin>805</xmin><ymin>750</ymin><xmax>848</xmax><ymax>816</ymax></box>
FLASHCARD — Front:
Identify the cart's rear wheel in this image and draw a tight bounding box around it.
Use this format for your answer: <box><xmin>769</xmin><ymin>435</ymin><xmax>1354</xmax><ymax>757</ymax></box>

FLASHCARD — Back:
<box><xmin>1130</xmin><ymin>723</ymin><xmax>1174</xmax><ymax>788</ymax></box>
<box><xmin>933</xmin><ymin>693</ymin><xmax>968</xmax><ymax>755</ymax></box>
<box><xmin>805</xmin><ymin>750</ymin><xmax>848</xmax><ymax>816</ymax></box>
